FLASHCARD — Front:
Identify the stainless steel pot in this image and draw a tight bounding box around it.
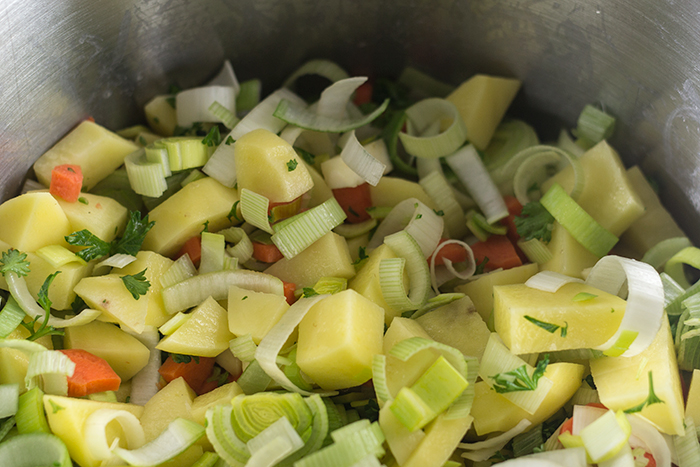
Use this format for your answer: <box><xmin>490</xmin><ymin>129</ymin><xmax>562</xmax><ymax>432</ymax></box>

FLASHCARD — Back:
<box><xmin>1</xmin><ymin>0</ymin><xmax>698</xmax><ymax>240</ymax></box>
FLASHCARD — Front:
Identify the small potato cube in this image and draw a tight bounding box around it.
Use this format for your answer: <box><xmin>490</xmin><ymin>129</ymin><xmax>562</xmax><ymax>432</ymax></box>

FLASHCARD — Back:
<box><xmin>228</xmin><ymin>285</ymin><xmax>289</xmax><ymax>343</ymax></box>
<box><xmin>56</xmin><ymin>192</ymin><xmax>128</xmax><ymax>243</ymax></box>
<box><xmin>297</xmin><ymin>289</ymin><xmax>384</xmax><ymax>390</ymax></box>
<box><xmin>349</xmin><ymin>244</ymin><xmax>403</xmax><ymax>325</ymax></box>
<box><xmin>0</xmin><ymin>192</ymin><xmax>71</xmax><ymax>251</ymax></box>
<box><xmin>139</xmin><ymin>377</ymin><xmax>196</xmax><ymax>442</ymax></box>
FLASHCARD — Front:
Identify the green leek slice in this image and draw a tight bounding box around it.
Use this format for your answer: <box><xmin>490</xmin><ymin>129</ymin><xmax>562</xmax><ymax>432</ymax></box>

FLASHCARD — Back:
<box><xmin>340</xmin><ymin>130</ymin><xmax>385</xmax><ymax>186</ymax></box>
<box><xmin>0</xmin><ymin>296</ymin><xmax>25</xmax><ymax>338</ymax></box>
<box><xmin>379</xmin><ymin>231</ymin><xmax>431</xmax><ymax>312</ymax></box>
<box><xmin>274</xmin><ymin>98</ymin><xmax>390</xmax><ymax>133</ymax></box>
<box><xmin>199</xmin><ymin>232</ymin><xmax>226</xmax><ymax>274</ymax></box>
<box><xmin>114</xmin><ymin>418</ymin><xmax>205</xmax><ymax>466</ymax></box>
<box><xmin>240</xmin><ymin>189</ymin><xmax>274</xmax><ymax>234</ymax></box>
<box><xmin>84</xmin><ymin>408</ymin><xmax>145</xmax><ymax>461</ymax></box>
<box><xmin>125</xmin><ymin>149</ymin><xmax>168</xmax><ymax>197</ymax></box>
<box><xmin>283</xmin><ymin>59</ymin><xmax>350</xmax><ymax>89</ymax></box>
<box><xmin>641</xmin><ymin>237</ymin><xmax>692</xmax><ymax>271</ymax></box>
<box><xmin>0</xmin><ymin>433</ymin><xmax>72</xmax><ymax>467</ymax></box>
<box><xmin>664</xmin><ymin>246</ymin><xmax>700</xmax><ymax>289</ymax></box>
<box><xmin>35</xmin><ymin>245</ymin><xmax>86</xmax><ymax>268</ymax></box>
<box><xmin>25</xmin><ymin>350</ymin><xmax>75</xmax><ymax>395</ymax></box>
<box><xmin>419</xmin><ymin>170</ymin><xmax>468</xmax><ymax>239</ymax></box>
<box><xmin>16</xmin><ymin>387</ymin><xmax>50</xmax><ymax>434</ymax></box>
<box><xmin>0</xmin><ymin>383</ymin><xmax>19</xmax><ymax>418</ymax></box>
<box><xmin>398</xmin><ymin>98</ymin><xmax>468</xmax><ymax>159</ymax></box>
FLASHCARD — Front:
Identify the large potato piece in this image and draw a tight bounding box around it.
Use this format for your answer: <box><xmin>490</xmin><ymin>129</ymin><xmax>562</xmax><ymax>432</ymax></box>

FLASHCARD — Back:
<box><xmin>0</xmin><ymin>192</ymin><xmax>71</xmax><ymax>251</ymax></box>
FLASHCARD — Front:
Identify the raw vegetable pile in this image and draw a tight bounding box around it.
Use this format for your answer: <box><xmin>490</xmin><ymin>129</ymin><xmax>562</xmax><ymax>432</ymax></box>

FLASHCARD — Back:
<box><xmin>0</xmin><ymin>58</ymin><xmax>698</xmax><ymax>467</ymax></box>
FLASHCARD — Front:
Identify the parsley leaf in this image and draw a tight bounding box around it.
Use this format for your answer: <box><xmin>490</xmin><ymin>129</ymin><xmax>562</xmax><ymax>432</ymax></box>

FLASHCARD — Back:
<box><xmin>225</xmin><ymin>136</ymin><xmax>235</xmax><ymax>145</ymax></box>
<box><xmin>353</xmin><ymin>246</ymin><xmax>368</xmax><ymax>265</ymax></box>
<box><xmin>227</xmin><ymin>201</ymin><xmax>241</xmax><ymax>222</ymax></box>
<box><xmin>0</xmin><ymin>249</ymin><xmax>31</xmax><ymax>277</ymax></box>
<box><xmin>294</xmin><ymin>147</ymin><xmax>316</xmax><ymax>166</ymax></box>
<box><xmin>491</xmin><ymin>354</ymin><xmax>549</xmax><ymax>393</ymax></box>
<box><xmin>624</xmin><ymin>371</ymin><xmax>665</xmax><ymax>413</ymax></box>
<box><xmin>286</xmin><ymin>159</ymin><xmax>298</xmax><ymax>172</ymax></box>
<box><xmin>65</xmin><ymin>230</ymin><xmax>111</xmax><ymax>262</ymax></box>
<box><xmin>202</xmin><ymin>126</ymin><xmax>222</xmax><ymax>147</ymax></box>
<box><xmin>302</xmin><ymin>287</ymin><xmax>318</xmax><ymax>298</ymax></box>
<box><xmin>37</xmin><ymin>271</ymin><xmax>61</xmax><ymax>313</ymax></box>
<box><xmin>21</xmin><ymin>272</ymin><xmax>64</xmax><ymax>342</ymax></box>
<box><xmin>523</xmin><ymin>315</ymin><xmax>561</xmax><ymax>334</ymax></box>
<box><xmin>121</xmin><ymin>269</ymin><xmax>150</xmax><ymax>300</ymax></box>
<box><xmin>202</xmin><ymin>220</ymin><xmax>210</xmax><ymax>233</ymax></box>
<box><xmin>171</xmin><ymin>354</ymin><xmax>200</xmax><ymax>364</ymax></box>
<box><xmin>433</xmin><ymin>209</ymin><xmax>445</xmax><ymax>216</ymax></box>
<box><xmin>78</xmin><ymin>197</ymin><xmax>89</xmax><ymax>205</ymax></box>
<box><xmin>111</xmin><ymin>211</ymin><xmax>155</xmax><ymax>256</ymax></box>
<box><xmin>474</xmin><ymin>257</ymin><xmax>489</xmax><ymax>275</ymax></box>
<box><xmin>514</xmin><ymin>202</ymin><xmax>555</xmax><ymax>243</ymax></box>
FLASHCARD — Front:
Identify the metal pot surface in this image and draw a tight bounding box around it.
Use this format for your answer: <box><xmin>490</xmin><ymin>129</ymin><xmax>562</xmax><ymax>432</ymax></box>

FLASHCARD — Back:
<box><xmin>1</xmin><ymin>0</ymin><xmax>698</xmax><ymax>239</ymax></box>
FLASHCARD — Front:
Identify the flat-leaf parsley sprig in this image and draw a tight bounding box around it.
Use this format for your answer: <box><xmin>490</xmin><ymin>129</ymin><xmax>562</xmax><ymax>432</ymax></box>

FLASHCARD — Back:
<box><xmin>21</xmin><ymin>271</ymin><xmax>64</xmax><ymax>341</ymax></box>
<box><xmin>491</xmin><ymin>354</ymin><xmax>550</xmax><ymax>393</ymax></box>
<box><xmin>121</xmin><ymin>269</ymin><xmax>151</xmax><ymax>300</ymax></box>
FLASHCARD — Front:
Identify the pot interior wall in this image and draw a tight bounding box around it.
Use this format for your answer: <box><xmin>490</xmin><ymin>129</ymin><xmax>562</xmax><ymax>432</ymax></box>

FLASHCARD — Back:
<box><xmin>1</xmin><ymin>0</ymin><xmax>699</xmax><ymax>240</ymax></box>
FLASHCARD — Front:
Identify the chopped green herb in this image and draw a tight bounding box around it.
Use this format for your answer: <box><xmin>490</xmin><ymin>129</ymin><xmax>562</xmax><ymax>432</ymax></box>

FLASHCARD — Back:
<box><xmin>584</xmin><ymin>374</ymin><xmax>597</xmax><ymax>389</ymax></box>
<box><xmin>611</xmin><ymin>308</ymin><xmax>616</xmax><ymax>313</ymax></box>
<box><xmin>491</xmin><ymin>354</ymin><xmax>549</xmax><ymax>393</ymax></box>
<box><xmin>49</xmin><ymin>400</ymin><xmax>65</xmax><ymax>414</ymax></box>
<box><xmin>527</xmin><ymin>182</ymin><xmax>539</xmax><ymax>194</ymax></box>
<box><xmin>524</xmin><ymin>315</ymin><xmax>562</xmax><ymax>334</ymax></box>
<box><xmin>514</xmin><ymin>202</ymin><xmax>555</xmax><ymax>243</ymax></box>
<box><xmin>348</xmin><ymin>206</ymin><xmax>360</xmax><ymax>218</ymax></box>
<box><xmin>78</xmin><ymin>197</ymin><xmax>89</xmax><ymax>205</ymax></box>
<box><xmin>71</xmin><ymin>295</ymin><xmax>87</xmax><ymax>314</ymax></box>
<box><xmin>242</xmin><ymin>296</ymin><xmax>248</xmax><ymax>301</ymax></box>
<box><xmin>121</xmin><ymin>269</ymin><xmax>150</xmax><ymax>300</ymax></box>
<box><xmin>171</xmin><ymin>354</ymin><xmax>200</xmax><ymax>364</ymax></box>
<box><xmin>65</xmin><ymin>230</ymin><xmax>111</xmax><ymax>262</ymax></box>
<box><xmin>138</xmin><ymin>135</ymin><xmax>147</xmax><ymax>146</ymax></box>
<box><xmin>474</xmin><ymin>257</ymin><xmax>489</xmax><ymax>275</ymax></box>
<box><xmin>21</xmin><ymin>272</ymin><xmax>64</xmax><ymax>342</ymax></box>
<box><xmin>225</xmin><ymin>135</ymin><xmax>235</xmax><ymax>145</ymax></box>
<box><xmin>112</xmin><ymin>211</ymin><xmax>155</xmax><ymax>257</ymax></box>
<box><xmin>202</xmin><ymin>126</ymin><xmax>222</xmax><ymax>147</ymax></box>
<box><xmin>433</xmin><ymin>209</ymin><xmax>445</xmax><ymax>216</ymax></box>
<box><xmin>153</xmin><ymin>117</ymin><xmax>160</xmax><ymax>124</ymax></box>
<box><xmin>415</xmin><ymin>214</ymin><xmax>423</xmax><ymax>220</ymax></box>
<box><xmin>302</xmin><ymin>287</ymin><xmax>318</xmax><ymax>298</ymax></box>
<box><xmin>227</xmin><ymin>201</ymin><xmax>241</xmax><ymax>222</ymax></box>
<box><xmin>0</xmin><ymin>249</ymin><xmax>31</xmax><ymax>277</ymax></box>
<box><xmin>165</xmin><ymin>96</ymin><xmax>176</xmax><ymax>109</ymax></box>
<box><xmin>37</xmin><ymin>271</ymin><xmax>61</xmax><ymax>313</ymax></box>
<box><xmin>572</xmin><ymin>292</ymin><xmax>597</xmax><ymax>302</ymax></box>
<box><xmin>294</xmin><ymin>147</ymin><xmax>316</xmax><ymax>166</ymax></box>
<box><xmin>560</xmin><ymin>321</ymin><xmax>569</xmax><ymax>338</ymax></box>
<box><xmin>202</xmin><ymin>220</ymin><xmax>210</xmax><ymax>232</ymax></box>
<box><xmin>66</xmin><ymin>167</ymin><xmax>75</xmax><ymax>173</ymax></box>
<box><xmin>205</xmin><ymin>366</ymin><xmax>230</xmax><ymax>386</ymax></box>
<box><xmin>624</xmin><ymin>371</ymin><xmax>665</xmax><ymax>413</ymax></box>
<box><xmin>169</xmin><ymin>84</ymin><xmax>183</xmax><ymax>95</ymax></box>
<box><xmin>286</xmin><ymin>159</ymin><xmax>298</xmax><ymax>172</ymax></box>
<box><xmin>352</xmin><ymin>246</ymin><xmax>368</xmax><ymax>266</ymax></box>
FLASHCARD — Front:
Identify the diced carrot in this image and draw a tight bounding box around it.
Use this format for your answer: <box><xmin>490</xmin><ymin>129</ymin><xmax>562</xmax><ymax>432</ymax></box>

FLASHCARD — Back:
<box><xmin>470</xmin><ymin>235</ymin><xmax>522</xmax><ymax>271</ymax></box>
<box><xmin>85</xmin><ymin>116</ymin><xmax>95</xmax><ymax>123</ymax></box>
<box><xmin>333</xmin><ymin>183</ymin><xmax>372</xmax><ymax>223</ymax></box>
<box><xmin>283</xmin><ymin>281</ymin><xmax>296</xmax><ymax>305</ymax></box>
<box><xmin>643</xmin><ymin>453</ymin><xmax>656</xmax><ymax>467</ymax></box>
<box><xmin>158</xmin><ymin>355</ymin><xmax>216</xmax><ymax>395</ymax></box>
<box><xmin>500</xmin><ymin>196</ymin><xmax>528</xmax><ymax>263</ymax></box>
<box><xmin>175</xmin><ymin>236</ymin><xmax>201</xmax><ymax>267</ymax></box>
<box><xmin>353</xmin><ymin>81</ymin><xmax>374</xmax><ymax>107</ymax></box>
<box><xmin>252</xmin><ymin>242</ymin><xmax>284</xmax><ymax>263</ymax></box>
<box><xmin>429</xmin><ymin>239</ymin><xmax>469</xmax><ymax>267</ymax></box>
<box><xmin>58</xmin><ymin>349</ymin><xmax>121</xmax><ymax>397</ymax></box>
<box><xmin>49</xmin><ymin>164</ymin><xmax>83</xmax><ymax>203</ymax></box>
<box><xmin>560</xmin><ymin>417</ymin><xmax>573</xmax><ymax>435</ymax></box>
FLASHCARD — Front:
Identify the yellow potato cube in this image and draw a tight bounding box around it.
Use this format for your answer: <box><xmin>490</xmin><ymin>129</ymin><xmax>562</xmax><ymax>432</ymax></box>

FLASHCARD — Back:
<box><xmin>33</xmin><ymin>120</ymin><xmax>139</xmax><ymax>190</ymax></box>
<box><xmin>157</xmin><ymin>296</ymin><xmax>233</xmax><ymax>357</ymax></box>
<box><xmin>142</xmin><ymin>177</ymin><xmax>239</xmax><ymax>256</ymax></box>
<box><xmin>297</xmin><ymin>289</ymin><xmax>384</xmax><ymax>390</ymax></box>
<box><xmin>686</xmin><ymin>370</ymin><xmax>700</xmax><ymax>424</ymax></box>
<box><xmin>57</xmin><ymin>192</ymin><xmax>128</xmax><ymax>243</ymax></box>
<box><xmin>144</xmin><ymin>95</ymin><xmax>177</xmax><ymax>136</ymax></box>
<box><xmin>349</xmin><ymin>243</ymin><xmax>403</xmax><ymax>325</ymax></box>
<box><xmin>446</xmin><ymin>75</ymin><xmax>521</xmax><ymax>150</ymax></box>
<box><xmin>43</xmin><ymin>395</ymin><xmax>144</xmax><ymax>467</ymax></box>
<box><xmin>370</xmin><ymin>176</ymin><xmax>436</xmax><ymax>210</ymax></box>
<box><xmin>228</xmin><ymin>285</ymin><xmax>289</xmax><ymax>343</ymax></box>
<box><xmin>235</xmin><ymin>128</ymin><xmax>314</xmax><ymax>203</ymax></box>
<box><xmin>115</xmin><ymin>251</ymin><xmax>174</xmax><ymax>327</ymax></box>
<box><xmin>0</xmin><ymin>192</ymin><xmax>71</xmax><ymax>251</ymax></box>
<box><xmin>494</xmin><ymin>282</ymin><xmax>626</xmax><ymax>354</ymax></box>
<box><xmin>540</xmin><ymin>222</ymin><xmax>599</xmax><ymax>279</ymax></box>
<box><xmin>139</xmin><ymin>377</ymin><xmax>196</xmax><ymax>442</ymax></box>
<box><xmin>402</xmin><ymin>413</ymin><xmax>474</xmax><ymax>467</ymax></box>
<box><xmin>64</xmin><ymin>321</ymin><xmax>150</xmax><ymax>381</ymax></box>
<box><xmin>264</xmin><ymin>232</ymin><xmax>355</xmax><ymax>288</ymax></box>
<box><xmin>191</xmin><ymin>381</ymin><xmax>244</xmax><ymax>426</ymax></box>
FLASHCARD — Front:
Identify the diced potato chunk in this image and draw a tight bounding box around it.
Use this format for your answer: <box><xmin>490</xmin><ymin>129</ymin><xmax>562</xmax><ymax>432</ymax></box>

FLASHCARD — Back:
<box><xmin>370</xmin><ymin>177</ymin><xmax>436</xmax><ymax>210</ymax></box>
<box><xmin>0</xmin><ymin>192</ymin><xmax>71</xmax><ymax>251</ymax></box>
<box><xmin>157</xmin><ymin>296</ymin><xmax>233</xmax><ymax>357</ymax></box>
<box><xmin>415</xmin><ymin>297</ymin><xmax>490</xmax><ymax>360</ymax></box>
<box><xmin>235</xmin><ymin>128</ymin><xmax>314</xmax><ymax>203</ymax></box>
<box><xmin>43</xmin><ymin>395</ymin><xmax>144</xmax><ymax>467</ymax></box>
<box><xmin>446</xmin><ymin>75</ymin><xmax>521</xmax><ymax>150</ymax></box>
<box><xmin>349</xmin><ymin>244</ymin><xmax>403</xmax><ymax>325</ymax></box>
<box><xmin>540</xmin><ymin>222</ymin><xmax>599</xmax><ymax>279</ymax></box>
<box><xmin>139</xmin><ymin>377</ymin><xmax>196</xmax><ymax>442</ymax></box>
<box><xmin>73</xmin><ymin>274</ymin><xmax>149</xmax><ymax>334</ymax></box>
<box><xmin>456</xmin><ymin>263</ymin><xmax>539</xmax><ymax>323</ymax></box>
<box><xmin>297</xmin><ymin>289</ymin><xmax>384</xmax><ymax>390</ymax></box>
<box><xmin>494</xmin><ymin>282</ymin><xmax>626</xmax><ymax>354</ymax></box>
<box><xmin>590</xmin><ymin>317</ymin><xmax>685</xmax><ymax>435</ymax></box>
<box><xmin>144</xmin><ymin>95</ymin><xmax>177</xmax><ymax>136</ymax></box>
<box><xmin>33</xmin><ymin>121</ymin><xmax>139</xmax><ymax>190</ymax></box>
<box><xmin>142</xmin><ymin>177</ymin><xmax>239</xmax><ymax>256</ymax></box>
<box><xmin>56</xmin><ymin>192</ymin><xmax>128</xmax><ymax>243</ymax></box>
<box><xmin>686</xmin><ymin>369</ymin><xmax>700</xmax><ymax>424</ymax></box>
<box><xmin>542</xmin><ymin>140</ymin><xmax>645</xmax><ymax>237</ymax></box>
<box><xmin>402</xmin><ymin>413</ymin><xmax>474</xmax><ymax>467</ymax></box>
<box><xmin>470</xmin><ymin>362</ymin><xmax>584</xmax><ymax>435</ymax></box>
<box><xmin>228</xmin><ymin>285</ymin><xmax>289</xmax><ymax>343</ymax></box>
<box><xmin>64</xmin><ymin>321</ymin><xmax>149</xmax><ymax>381</ymax></box>
<box><xmin>114</xmin><ymin>251</ymin><xmax>174</xmax><ymax>327</ymax></box>
<box><xmin>264</xmin><ymin>232</ymin><xmax>355</xmax><ymax>288</ymax></box>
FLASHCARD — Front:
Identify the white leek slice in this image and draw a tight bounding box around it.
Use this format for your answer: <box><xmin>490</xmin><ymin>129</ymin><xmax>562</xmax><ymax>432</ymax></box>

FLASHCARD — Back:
<box><xmin>379</xmin><ymin>231</ymin><xmax>431</xmax><ymax>312</ymax></box>
<box><xmin>84</xmin><ymin>409</ymin><xmax>145</xmax><ymax>461</ymax></box>
<box><xmin>479</xmin><ymin>333</ymin><xmax>553</xmax><ymax>414</ymax></box>
<box><xmin>124</xmin><ymin>149</ymin><xmax>167</xmax><ymax>197</ymax></box>
<box><xmin>230</xmin><ymin>88</ymin><xmax>306</xmax><ymax>140</ymax></box>
<box><xmin>372</xmin><ymin>355</ymin><xmax>392</xmax><ymax>405</ymax></box>
<box><xmin>0</xmin><ymin>433</ymin><xmax>72</xmax><ymax>467</ymax></box>
<box><xmin>274</xmin><ymin>98</ymin><xmax>390</xmax><ymax>133</ymax></box>
<box><xmin>207</xmin><ymin>60</ymin><xmax>241</xmax><ymax>94</ymax></box>
<box><xmin>230</xmin><ymin>334</ymin><xmax>258</xmax><ymax>363</ymax></box>
<box><xmin>255</xmin><ymin>295</ymin><xmax>337</xmax><ymax>396</ymax></box>
<box><xmin>95</xmin><ymin>254</ymin><xmax>137</xmax><ymax>270</ymax></box>
<box><xmin>585</xmin><ymin>255</ymin><xmax>664</xmax><ymax>357</ymax></box>
<box><xmin>25</xmin><ymin>350</ymin><xmax>75</xmax><ymax>395</ymax></box>
<box><xmin>460</xmin><ymin>419</ymin><xmax>532</xmax><ymax>462</ymax></box>
<box><xmin>5</xmin><ymin>272</ymin><xmax>100</xmax><ymax>328</ymax></box>
<box><xmin>199</xmin><ymin>232</ymin><xmax>226</xmax><ymax>274</ymax></box>
<box><xmin>367</xmin><ymin>198</ymin><xmax>443</xmax><ymax>257</ymax></box>
<box><xmin>35</xmin><ymin>245</ymin><xmax>86</xmax><ymax>268</ymax></box>
<box><xmin>271</xmin><ymin>198</ymin><xmax>346</xmax><ymax>259</ymax></box>
<box><xmin>160</xmin><ymin>254</ymin><xmax>198</xmax><ymax>289</ymax></box>
<box><xmin>627</xmin><ymin>413</ymin><xmax>671</xmax><ymax>467</ymax></box>
<box><xmin>525</xmin><ymin>270</ymin><xmax>584</xmax><ymax>293</ymax></box>
<box><xmin>283</xmin><ymin>59</ymin><xmax>350</xmax><ymax>89</ymax></box>
<box><xmin>419</xmin><ymin>170</ymin><xmax>467</xmax><ymax>239</ymax></box>
<box><xmin>279</xmin><ymin>125</ymin><xmax>305</xmax><ymax>146</ymax></box>
<box><xmin>0</xmin><ymin>338</ymin><xmax>47</xmax><ymax>354</ymax></box>
<box><xmin>641</xmin><ymin>237</ymin><xmax>692</xmax><ymax>271</ymax></box>
<box><xmin>280</xmin><ymin>394</ymin><xmax>329</xmax><ymax>465</ymax></box>
<box><xmin>241</xmin><ymin>189</ymin><xmax>274</xmax><ymax>234</ymax></box>
<box><xmin>363</xmin><ymin>139</ymin><xmax>393</xmax><ymax>175</ymax></box>
<box><xmin>317</xmin><ymin>77</ymin><xmax>367</xmax><ymax>120</ymax></box>
<box><xmin>294</xmin><ymin>421</ymin><xmax>385</xmax><ymax>467</ymax></box>
<box><xmin>664</xmin><ymin>246</ymin><xmax>700</xmax><ymax>289</ymax></box>
<box><xmin>340</xmin><ymin>131</ymin><xmax>385</xmax><ymax>186</ymax></box>
<box><xmin>114</xmin><ymin>418</ymin><xmax>205</xmax><ymax>466</ymax></box>
<box><xmin>510</xmin><ymin>146</ymin><xmax>584</xmax><ymax>205</ymax></box>
<box><xmin>176</xmin><ymin>85</ymin><xmax>237</xmax><ymax>127</ymax></box>
<box><xmin>674</xmin><ymin>415</ymin><xmax>700</xmax><ymax>467</ymax></box>
<box><xmin>580</xmin><ymin>410</ymin><xmax>631</xmax><ymax>463</ymax></box>
<box><xmin>445</xmin><ymin>144</ymin><xmax>508</xmax><ymax>224</ymax></box>
<box><xmin>206</xmin><ymin>404</ymin><xmax>250</xmax><ymax>465</ymax></box>
<box><xmin>209</xmin><ymin>101</ymin><xmax>239</xmax><ymax>129</ymax></box>
<box><xmin>398</xmin><ymin>98</ymin><xmax>468</xmax><ymax>159</ymax></box>
<box><xmin>571</xmin><ymin>404</ymin><xmax>607</xmax><ymax>436</ymax></box>
<box><xmin>202</xmin><ymin>137</ymin><xmax>237</xmax><ymax>187</ymax></box>
<box><xmin>246</xmin><ymin>416</ymin><xmax>305</xmax><ymax>467</ymax></box>
<box><xmin>0</xmin><ymin>383</ymin><xmax>19</xmax><ymax>418</ymax></box>
<box><xmin>411</xmin><ymin>293</ymin><xmax>466</xmax><ymax>320</ymax></box>
<box><xmin>162</xmin><ymin>270</ymin><xmax>283</xmax><ymax>314</ymax></box>
<box><xmin>428</xmin><ymin>240</ymin><xmax>476</xmax><ymax>293</ymax></box>
<box><xmin>0</xmin><ymin>297</ymin><xmax>25</xmax><ymax>338</ymax></box>
<box><xmin>221</xmin><ymin>227</ymin><xmax>254</xmax><ymax>264</ymax></box>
